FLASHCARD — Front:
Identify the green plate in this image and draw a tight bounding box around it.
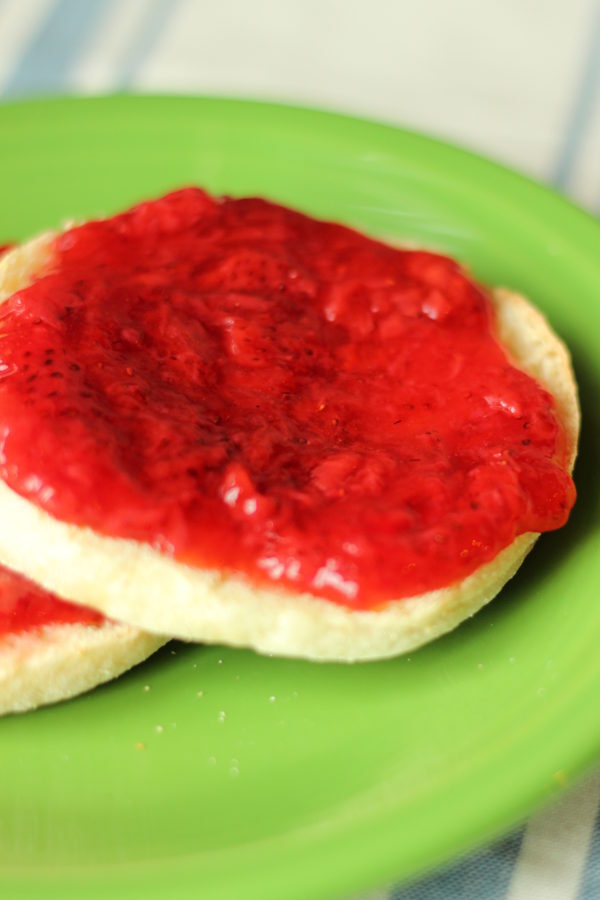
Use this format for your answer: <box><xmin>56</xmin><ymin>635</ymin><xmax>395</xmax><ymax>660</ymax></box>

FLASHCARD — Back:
<box><xmin>0</xmin><ymin>96</ymin><xmax>599</xmax><ymax>900</ymax></box>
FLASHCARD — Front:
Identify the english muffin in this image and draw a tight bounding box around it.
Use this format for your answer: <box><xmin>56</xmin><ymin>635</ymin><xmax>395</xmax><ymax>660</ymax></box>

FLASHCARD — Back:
<box><xmin>0</xmin><ymin>191</ymin><xmax>579</xmax><ymax>660</ymax></box>
<box><xmin>0</xmin><ymin>563</ymin><xmax>165</xmax><ymax>715</ymax></box>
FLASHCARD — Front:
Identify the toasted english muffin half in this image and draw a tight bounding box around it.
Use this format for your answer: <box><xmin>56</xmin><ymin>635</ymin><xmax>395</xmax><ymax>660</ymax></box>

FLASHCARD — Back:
<box><xmin>0</xmin><ymin>231</ymin><xmax>580</xmax><ymax>662</ymax></box>
<box><xmin>0</xmin><ymin>557</ymin><xmax>165</xmax><ymax>716</ymax></box>
<box><xmin>0</xmin><ymin>618</ymin><xmax>166</xmax><ymax>715</ymax></box>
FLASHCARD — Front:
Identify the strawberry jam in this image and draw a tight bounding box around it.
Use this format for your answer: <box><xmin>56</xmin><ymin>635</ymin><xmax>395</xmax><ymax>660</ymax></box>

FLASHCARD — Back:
<box><xmin>0</xmin><ymin>565</ymin><xmax>104</xmax><ymax>637</ymax></box>
<box><xmin>0</xmin><ymin>189</ymin><xmax>575</xmax><ymax>608</ymax></box>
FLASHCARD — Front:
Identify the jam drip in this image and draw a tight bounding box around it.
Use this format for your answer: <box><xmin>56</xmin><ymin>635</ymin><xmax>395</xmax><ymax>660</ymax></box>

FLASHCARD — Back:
<box><xmin>0</xmin><ymin>565</ymin><xmax>104</xmax><ymax>637</ymax></box>
<box><xmin>0</xmin><ymin>189</ymin><xmax>575</xmax><ymax>608</ymax></box>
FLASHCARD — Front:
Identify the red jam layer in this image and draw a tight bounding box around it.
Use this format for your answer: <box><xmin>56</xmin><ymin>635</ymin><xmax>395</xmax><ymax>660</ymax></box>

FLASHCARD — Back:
<box><xmin>0</xmin><ymin>565</ymin><xmax>104</xmax><ymax>638</ymax></box>
<box><xmin>0</xmin><ymin>189</ymin><xmax>575</xmax><ymax>609</ymax></box>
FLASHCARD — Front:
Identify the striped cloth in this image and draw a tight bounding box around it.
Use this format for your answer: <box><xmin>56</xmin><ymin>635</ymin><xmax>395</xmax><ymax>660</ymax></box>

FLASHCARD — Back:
<box><xmin>0</xmin><ymin>2</ymin><xmax>598</xmax><ymax>897</ymax></box>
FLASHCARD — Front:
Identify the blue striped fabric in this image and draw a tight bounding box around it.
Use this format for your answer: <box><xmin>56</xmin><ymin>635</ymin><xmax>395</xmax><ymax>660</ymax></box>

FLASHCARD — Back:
<box><xmin>0</xmin><ymin>2</ymin><xmax>598</xmax><ymax>897</ymax></box>
<box><xmin>392</xmin><ymin>832</ymin><xmax>525</xmax><ymax>900</ymax></box>
<box><xmin>2</xmin><ymin>0</ymin><xmax>108</xmax><ymax>96</ymax></box>
<box><xmin>117</xmin><ymin>0</ymin><xmax>184</xmax><ymax>88</ymax></box>
<box><xmin>579</xmin><ymin>805</ymin><xmax>600</xmax><ymax>899</ymax></box>
<box><xmin>552</xmin><ymin>1</ymin><xmax>600</xmax><ymax>190</ymax></box>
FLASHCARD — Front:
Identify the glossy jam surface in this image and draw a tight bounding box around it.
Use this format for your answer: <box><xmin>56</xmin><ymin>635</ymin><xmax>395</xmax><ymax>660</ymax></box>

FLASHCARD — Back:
<box><xmin>0</xmin><ymin>565</ymin><xmax>104</xmax><ymax>637</ymax></box>
<box><xmin>0</xmin><ymin>189</ymin><xmax>575</xmax><ymax>608</ymax></box>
